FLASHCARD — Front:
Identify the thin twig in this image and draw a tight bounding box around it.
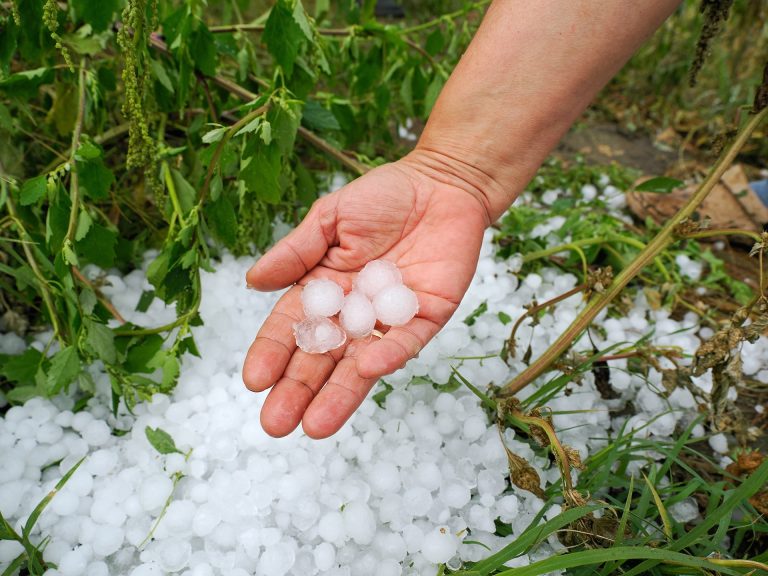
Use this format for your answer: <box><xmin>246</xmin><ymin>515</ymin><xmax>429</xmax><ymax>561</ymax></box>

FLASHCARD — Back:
<box><xmin>70</xmin><ymin>267</ymin><xmax>126</xmax><ymax>324</ymax></box>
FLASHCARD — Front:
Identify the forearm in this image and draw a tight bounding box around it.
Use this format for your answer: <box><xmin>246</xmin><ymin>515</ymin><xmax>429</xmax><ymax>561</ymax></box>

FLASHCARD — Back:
<box><xmin>407</xmin><ymin>0</ymin><xmax>681</xmax><ymax>221</ymax></box>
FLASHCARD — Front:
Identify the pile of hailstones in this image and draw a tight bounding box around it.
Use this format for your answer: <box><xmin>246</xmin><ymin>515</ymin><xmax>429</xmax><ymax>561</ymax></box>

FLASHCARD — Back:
<box><xmin>295</xmin><ymin>260</ymin><xmax>418</xmax><ymax>353</ymax></box>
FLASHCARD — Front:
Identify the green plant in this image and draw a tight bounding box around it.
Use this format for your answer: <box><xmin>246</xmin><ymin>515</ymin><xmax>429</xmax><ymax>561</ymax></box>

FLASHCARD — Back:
<box><xmin>0</xmin><ymin>458</ymin><xmax>85</xmax><ymax>576</ymax></box>
<box><xmin>0</xmin><ymin>0</ymin><xmax>487</xmax><ymax>408</ymax></box>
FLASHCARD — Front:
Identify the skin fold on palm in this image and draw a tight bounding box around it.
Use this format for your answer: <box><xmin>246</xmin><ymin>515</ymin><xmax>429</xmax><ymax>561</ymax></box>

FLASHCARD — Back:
<box><xmin>242</xmin><ymin>157</ymin><xmax>489</xmax><ymax>439</ymax></box>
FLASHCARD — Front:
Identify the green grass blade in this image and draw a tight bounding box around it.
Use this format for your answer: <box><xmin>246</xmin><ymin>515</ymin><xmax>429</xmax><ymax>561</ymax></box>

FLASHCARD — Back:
<box><xmin>643</xmin><ymin>473</ymin><xmax>673</xmax><ymax>539</ymax></box>
<box><xmin>466</xmin><ymin>504</ymin><xmax>605</xmax><ymax>575</ymax></box>
<box><xmin>493</xmin><ymin>546</ymin><xmax>745</xmax><ymax>576</ymax></box>
<box><xmin>621</xmin><ymin>458</ymin><xmax>768</xmax><ymax>576</ymax></box>
<box><xmin>1</xmin><ymin>553</ymin><xmax>27</xmax><ymax>576</ymax></box>
<box><xmin>22</xmin><ymin>457</ymin><xmax>85</xmax><ymax>540</ymax></box>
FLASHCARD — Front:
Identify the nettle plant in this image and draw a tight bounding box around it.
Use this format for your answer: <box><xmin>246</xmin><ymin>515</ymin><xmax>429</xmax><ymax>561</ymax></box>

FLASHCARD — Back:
<box><xmin>0</xmin><ymin>0</ymin><xmax>487</xmax><ymax>409</ymax></box>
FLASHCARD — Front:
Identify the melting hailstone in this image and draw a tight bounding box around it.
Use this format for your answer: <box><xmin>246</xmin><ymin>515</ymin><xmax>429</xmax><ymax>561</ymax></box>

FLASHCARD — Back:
<box><xmin>293</xmin><ymin>316</ymin><xmax>347</xmax><ymax>353</ymax></box>
<box><xmin>373</xmin><ymin>284</ymin><xmax>419</xmax><ymax>327</ymax></box>
<box><xmin>340</xmin><ymin>291</ymin><xmax>377</xmax><ymax>339</ymax></box>
<box><xmin>301</xmin><ymin>279</ymin><xmax>344</xmax><ymax>317</ymax></box>
<box><xmin>354</xmin><ymin>260</ymin><xmax>402</xmax><ymax>299</ymax></box>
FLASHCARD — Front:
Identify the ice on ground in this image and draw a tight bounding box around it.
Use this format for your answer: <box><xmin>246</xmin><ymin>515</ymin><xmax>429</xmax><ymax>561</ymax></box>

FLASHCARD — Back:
<box><xmin>1</xmin><ymin>179</ymin><xmax>766</xmax><ymax>576</ymax></box>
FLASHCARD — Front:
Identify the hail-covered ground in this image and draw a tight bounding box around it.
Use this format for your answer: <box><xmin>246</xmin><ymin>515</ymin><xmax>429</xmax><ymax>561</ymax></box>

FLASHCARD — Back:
<box><xmin>1</xmin><ymin>179</ymin><xmax>766</xmax><ymax>576</ymax></box>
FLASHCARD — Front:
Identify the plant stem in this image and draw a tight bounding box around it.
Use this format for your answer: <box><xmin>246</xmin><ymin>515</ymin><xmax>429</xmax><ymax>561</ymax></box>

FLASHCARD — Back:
<box><xmin>505</xmin><ymin>284</ymin><xmax>585</xmax><ymax>359</ymax></box>
<box><xmin>209</xmin><ymin>23</ymin><xmax>351</xmax><ymax>35</ymax></box>
<box><xmin>401</xmin><ymin>0</ymin><xmax>492</xmax><ymax>34</ymax></box>
<box><xmin>682</xmin><ymin>227</ymin><xmax>763</xmax><ymax>243</ymax></box>
<box><xmin>70</xmin><ymin>267</ymin><xmax>126</xmax><ymax>324</ymax></box>
<box><xmin>197</xmin><ymin>103</ymin><xmax>270</xmax><ymax>209</ymax></box>
<box><xmin>500</xmin><ymin>106</ymin><xmax>768</xmax><ymax>397</ymax></box>
<box><xmin>3</xmin><ymin>183</ymin><xmax>65</xmax><ymax>343</ymax></box>
<box><xmin>143</xmin><ymin>31</ymin><xmax>370</xmax><ymax>176</ymax></box>
<box><xmin>64</xmin><ymin>61</ymin><xmax>87</xmax><ymax>246</ymax></box>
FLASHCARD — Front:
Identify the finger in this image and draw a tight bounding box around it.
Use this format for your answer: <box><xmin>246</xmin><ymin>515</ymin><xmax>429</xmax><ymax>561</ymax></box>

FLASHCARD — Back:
<box><xmin>246</xmin><ymin>199</ymin><xmax>336</xmax><ymax>291</ymax></box>
<box><xmin>301</xmin><ymin>346</ymin><xmax>378</xmax><ymax>439</ymax></box>
<box><xmin>242</xmin><ymin>287</ymin><xmax>302</xmax><ymax>392</ymax></box>
<box><xmin>259</xmin><ymin>347</ymin><xmax>344</xmax><ymax>438</ymax></box>
<box><xmin>355</xmin><ymin>317</ymin><xmax>442</xmax><ymax>379</ymax></box>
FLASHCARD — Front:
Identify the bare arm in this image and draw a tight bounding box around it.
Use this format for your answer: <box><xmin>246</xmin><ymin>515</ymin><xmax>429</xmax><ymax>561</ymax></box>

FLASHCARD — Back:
<box><xmin>405</xmin><ymin>0</ymin><xmax>681</xmax><ymax>221</ymax></box>
<box><xmin>243</xmin><ymin>0</ymin><xmax>682</xmax><ymax>439</ymax></box>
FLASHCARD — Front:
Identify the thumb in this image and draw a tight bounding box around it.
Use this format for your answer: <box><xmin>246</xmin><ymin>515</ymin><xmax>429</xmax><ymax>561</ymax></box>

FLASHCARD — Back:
<box><xmin>246</xmin><ymin>200</ymin><xmax>335</xmax><ymax>291</ymax></box>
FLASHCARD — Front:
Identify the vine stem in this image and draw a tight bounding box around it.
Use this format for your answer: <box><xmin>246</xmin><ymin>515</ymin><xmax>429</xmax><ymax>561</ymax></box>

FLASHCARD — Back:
<box><xmin>64</xmin><ymin>61</ymin><xmax>87</xmax><ymax>245</ymax></box>
<box><xmin>500</xmin><ymin>106</ymin><xmax>768</xmax><ymax>397</ymax></box>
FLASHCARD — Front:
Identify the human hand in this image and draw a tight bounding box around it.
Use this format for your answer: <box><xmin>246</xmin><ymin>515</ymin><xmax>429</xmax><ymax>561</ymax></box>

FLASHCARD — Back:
<box><xmin>242</xmin><ymin>152</ymin><xmax>490</xmax><ymax>438</ymax></box>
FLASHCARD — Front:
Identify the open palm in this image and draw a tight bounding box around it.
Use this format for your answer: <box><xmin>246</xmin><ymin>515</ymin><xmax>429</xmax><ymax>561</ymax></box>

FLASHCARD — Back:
<box><xmin>242</xmin><ymin>157</ymin><xmax>489</xmax><ymax>438</ymax></box>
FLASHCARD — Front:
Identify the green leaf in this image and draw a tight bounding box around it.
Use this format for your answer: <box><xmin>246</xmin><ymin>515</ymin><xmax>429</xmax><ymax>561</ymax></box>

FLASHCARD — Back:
<box><xmin>463</xmin><ymin>301</ymin><xmax>488</xmax><ymax>326</ymax></box>
<box><xmin>75</xmin><ymin>210</ymin><xmax>92</xmax><ymax>241</ymax></box>
<box><xmin>125</xmin><ymin>335</ymin><xmax>164</xmax><ymax>373</ymax></box>
<box><xmin>190</xmin><ymin>24</ymin><xmax>217</xmax><ymax>76</ymax></box>
<box><xmin>145</xmin><ymin>426</ymin><xmax>182</xmax><ymax>455</ymax></box>
<box><xmin>72</xmin><ymin>0</ymin><xmax>120</xmax><ymax>32</ymax></box>
<box><xmin>169</xmin><ymin>168</ymin><xmax>196</xmax><ymax>216</ymax></box>
<box><xmin>425</xmin><ymin>29</ymin><xmax>445</xmax><ymax>56</ymax></box>
<box><xmin>498</xmin><ymin>311</ymin><xmax>512</xmax><ymax>325</ymax></box>
<box><xmin>5</xmin><ymin>386</ymin><xmax>40</xmax><ymax>404</ymax></box>
<box><xmin>0</xmin><ymin>348</ymin><xmax>43</xmax><ymax>389</ymax></box>
<box><xmin>19</xmin><ymin>175</ymin><xmax>47</xmax><ymax>206</ymax></box>
<box><xmin>151</xmin><ymin>59</ymin><xmax>175</xmax><ymax>94</ymax></box>
<box><xmin>292</xmin><ymin>0</ymin><xmax>313</xmax><ymax>40</ymax></box>
<box><xmin>75</xmin><ymin>139</ymin><xmax>101</xmax><ymax>160</ymax></box>
<box><xmin>263</xmin><ymin>0</ymin><xmax>305</xmax><ymax>76</ymax></box>
<box><xmin>78</xmin><ymin>158</ymin><xmax>115</xmax><ymax>200</ymax></box>
<box><xmin>207</xmin><ymin>195</ymin><xmax>237</xmax><ymax>248</ymax></box>
<box><xmin>240</xmin><ymin>147</ymin><xmax>282</xmax><ymax>204</ymax></box>
<box><xmin>79</xmin><ymin>287</ymin><xmax>97</xmax><ymax>315</ymax></box>
<box><xmin>77</xmin><ymin>223</ymin><xmax>117</xmax><ymax>268</ymax></box>
<box><xmin>423</xmin><ymin>74</ymin><xmax>445</xmax><ymax>116</ymax></box>
<box><xmin>46</xmin><ymin>345</ymin><xmax>81</xmax><ymax>394</ymax></box>
<box><xmin>202</xmin><ymin>126</ymin><xmax>227</xmax><ymax>144</ymax></box>
<box><xmin>84</xmin><ymin>319</ymin><xmax>116</xmax><ymax>364</ymax></box>
<box><xmin>302</xmin><ymin>100</ymin><xmax>340</xmax><ymax>131</ymax></box>
<box><xmin>0</xmin><ymin>67</ymin><xmax>54</xmax><ymax>97</ymax></box>
<box><xmin>62</xmin><ymin>240</ymin><xmax>80</xmax><ymax>266</ymax></box>
<box><xmin>634</xmin><ymin>176</ymin><xmax>683</xmax><ymax>194</ymax></box>
<box><xmin>135</xmin><ymin>290</ymin><xmax>156</xmax><ymax>313</ymax></box>
<box><xmin>161</xmin><ymin>355</ymin><xmax>180</xmax><ymax>389</ymax></box>
<box><xmin>0</xmin><ymin>511</ymin><xmax>20</xmax><ymax>541</ymax></box>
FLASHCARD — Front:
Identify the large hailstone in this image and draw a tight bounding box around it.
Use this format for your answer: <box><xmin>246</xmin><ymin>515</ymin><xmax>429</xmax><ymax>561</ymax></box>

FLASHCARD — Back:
<box><xmin>293</xmin><ymin>317</ymin><xmax>346</xmax><ymax>353</ymax></box>
<box><xmin>373</xmin><ymin>284</ymin><xmax>419</xmax><ymax>327</ymax></box>
<box><xmin>354</xmin><ymin>260</ymin><xmax>402</xmax><ymax>300</ymax></box>
<box><xmin>301</xmin><ymin>279</ymin><xmax>344</xmax><ymax>317</ymax></box>
<box><xmin>339</xmin><ymin>291</ymin><xmax>377</xmax><ymax>339</ymax></box>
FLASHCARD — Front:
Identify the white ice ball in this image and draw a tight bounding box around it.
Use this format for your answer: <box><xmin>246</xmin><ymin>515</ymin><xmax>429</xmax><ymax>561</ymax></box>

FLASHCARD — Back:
<box><xmin>339</xmin><ymin>292</ymin><xmax>377</xmax><ymax>339</ymax></box>
<box><xmin>421</xmin><ymin>526</ymin><xmax>458</xmax><ymax>564</ymax></box>
<box><xmin>301</xmin><ymin>279</ymin><xmax>344</xmax><ymax>317</ymax></box>
<box><xmin>354</xmin><ymin>260</ymin><xmax>402</xmax><ymax>299</ymax></box>
<box><xmin>373</xmin><ymin>284</ymin><xmax>419</xmax><ymax>327</ymax></box>
<box><xmin>293</xmin><ymin>317</ymin><xmax>347</xmax><ymax>354</ymax></box>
